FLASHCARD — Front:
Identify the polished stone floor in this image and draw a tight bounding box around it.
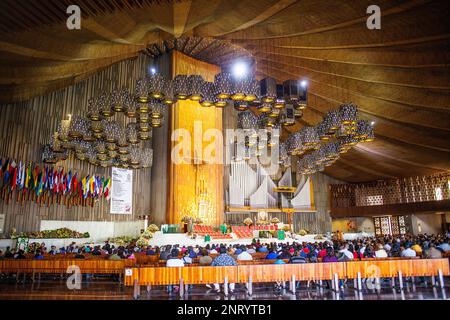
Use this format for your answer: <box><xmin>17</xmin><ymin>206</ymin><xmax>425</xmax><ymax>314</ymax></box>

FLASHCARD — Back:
<box><xmin>0</xmin><ymin>276</ymin><xmax>448</xmax><ymax>300</ymax></box>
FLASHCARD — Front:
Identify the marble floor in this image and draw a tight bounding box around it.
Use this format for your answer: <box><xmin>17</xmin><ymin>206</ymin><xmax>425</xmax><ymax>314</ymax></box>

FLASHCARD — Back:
<box><xmin>0</xmin><ymin>276</ymin><xmax>447</xmax><ymax>300</ymax></box>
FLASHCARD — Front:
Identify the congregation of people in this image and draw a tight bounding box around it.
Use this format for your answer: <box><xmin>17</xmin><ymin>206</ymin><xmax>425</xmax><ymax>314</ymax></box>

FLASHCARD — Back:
<box><xmin>1</xmin><ymin>233</ymin><xmax>448</xmax><ymax>263</ymax></box>
<box><xmin>0</xmin><ymin>233</ymin><xmax>448</xmax><ymax>293</ymax></box>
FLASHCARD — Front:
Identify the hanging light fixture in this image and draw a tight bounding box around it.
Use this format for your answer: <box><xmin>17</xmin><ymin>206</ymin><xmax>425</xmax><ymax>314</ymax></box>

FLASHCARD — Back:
<box><xmin>200</xmin><ymin>81</ymin><xmax>214</xmax><ymax>107</ymax></box>
<box><xmin>243</xmin><ymin>77</ymin><xmax>259</xmax><ymax>102</ymax></box>
<box><xmin>135</xmin><ymin>78</ymin><xmax>149</xmax><ymax>103</ymax></box>
<box><xmin>257</xmin><ymin>102</ymin><xmax>272</xmax><ymax>113</ymax></box>
<box><xmin>129</xmin><ymin>146</ymin><xmax>141</xmax><ymax>165</ymax></box>
<box><xmin>214</xmin><ymin>98</ymin><xmax>228</xmax><ymax>108</ymax></box>
<box><xmin>188</xmin><ymin>75</ymin><xmax>204</xmax><ymax>101</ymax></box>
<box><xmin>339</xmin><ymin>103</ymin><xmax>358</xmax><ymax>125</ymax></box>
<box><xmin>151</xmin><ymin>117</ymin><xmax>163</xmax><ymax>128</ymax></box>
<box><xmin>148</xmin><ymin>73</ymin><xmax>166</xmax><ymax>99</ymax></box>
<box><xmin>151</xmin><ymin>101</ymin><xmax>165</xmax><ymax>119</ymax></box>
<box><xmin>234</xmin><ymin>100</ymin><xmax>249</xmax><ymax>111</ymax></box>
<box><xmin>214</xmin><ymin>72</ymin><xmax>232</xmax><ymax>99</ymax></box>
<box><xmin>259</xmin><ymin>77</ymin><xmax>277</xmax><ymax>103</ymax></box>
<box><xmin>126</xmin><ymin>123</ymin><xmax>139</xmax><ymax>144</ymax></box>
<box><xmin>110</xmin><ymin>88</ymin><xmax>129</xmax><ymax>112</ymax></box>
<box><xmin>141</xmin><ymin>148</ymin><xmax>153</xmax><ymax>168</ymax></box>
<box><xmin>99</xmin><ymin>92</ymin><xmax>114</xmax><ymax>117</ymax></box>
<box><xmin>162</xmin><ymin>80</ymin><xmax>175</xmax><ymax>105</ymax></box>
<box><xmin>87</xmin><ymin>97</ymin><xmax>101</xmax><ymax>121</ymax></box>
<box><xmin>57</xmin><ymin>119</ymin><xmax>71</xmax><ymax>142</ymax></box>
<box><xmin>174</xmin><ymin>75</ymin><xmax>189</xmax><ymax>100</ymax></box>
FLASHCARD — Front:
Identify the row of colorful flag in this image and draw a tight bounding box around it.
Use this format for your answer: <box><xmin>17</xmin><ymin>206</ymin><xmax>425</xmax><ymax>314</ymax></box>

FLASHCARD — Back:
<box><xmin>0</xmin><ymin>158</ymin><xmax>111</xmax><ymax>207</ymax></box>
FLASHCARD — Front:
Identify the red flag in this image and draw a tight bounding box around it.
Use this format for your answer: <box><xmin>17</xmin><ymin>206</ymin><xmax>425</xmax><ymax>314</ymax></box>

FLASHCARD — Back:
<box><xmin>11</xmin><ymin>165</ymin><xmax>17</xmax><ymax>190</ymax></box>
<box><xmin>72</xmin><ymin>173</ymin><xmax>78</xmax><ymax>195</ymax></box>
<box><xmin>53</xmin><ymin>169</ymin><xmax>59</xmax><ymax>194</ymax></box>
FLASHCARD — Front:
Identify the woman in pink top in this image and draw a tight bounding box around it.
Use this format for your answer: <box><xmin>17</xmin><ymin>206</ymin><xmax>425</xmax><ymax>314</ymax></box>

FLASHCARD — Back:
<box><xmin>127</xmin><ymin>249</ymin><xmax>135</xmax><ymax>259</ymax></box>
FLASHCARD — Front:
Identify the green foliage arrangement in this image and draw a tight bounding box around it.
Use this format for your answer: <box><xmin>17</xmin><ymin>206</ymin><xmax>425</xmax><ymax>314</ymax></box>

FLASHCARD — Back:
<box><xmin>11</xmin><ymin>228</ymin><xmax>89</xmax><ymax>239</ymax></box>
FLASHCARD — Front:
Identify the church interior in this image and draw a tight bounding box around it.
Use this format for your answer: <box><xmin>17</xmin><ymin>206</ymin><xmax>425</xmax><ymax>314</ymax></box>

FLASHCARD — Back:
<box><xmin>0</xmin><ymin>0</ymin><xmax>449</xmax><ymax>303</ymax></box>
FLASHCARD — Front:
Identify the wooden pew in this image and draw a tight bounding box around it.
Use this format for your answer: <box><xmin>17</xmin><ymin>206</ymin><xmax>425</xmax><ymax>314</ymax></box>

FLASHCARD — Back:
<box><xmin>0</xmin><ymin>258</ymin><xmax>136</xmax><ymax>283</ymax></box>
<box><xmin>345</xmin><ymin>258</ymin><xmax>449</xmax><ymax>278</ymax></box>
<box><xmin>123</xmin><ymin>258</ymin><xmax>450</xmax><ymax>297</ymax></box>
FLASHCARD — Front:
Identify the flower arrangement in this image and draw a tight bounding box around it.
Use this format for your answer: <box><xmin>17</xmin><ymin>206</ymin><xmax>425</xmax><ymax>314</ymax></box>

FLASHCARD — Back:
<box><xmin>314</xmin><ymin>234</ymin><xmax>325</xmax><ymax>240</ymax></box>
<box><xmin>282</xmin><ymin>225</ymin><xmax>291</xmax><ymax>232</ymax></box>
<box><xmin>270</xmin><ymin>217</ymin><xmax>280</xmax><ymax>224</ymax></box>
<box><xmin>11</xmin><ymin>228</ymin><xmax>90</xmax><ymax>239</ymax></box>
<box><xmin>135</xmin><ymin>226</ymin><xmax>155</xmax><ymax>247</ymax></box>
<box><xmin>194</xmin><ymin>218</ymin><xmax>203</xmax><ymax>224</ymax></box>
<box><xmin>136</xmin><ymin>238</ymin><xmax>149</xmax><ymax>247</ymax></box>
<box><xmin>243</xmin><ymin>218</ymin><xmax>253</xmax><ymax>226</ymax></box>
<box><xmin>109</xmin><ymin>236</ymin><xmax>137</xmax><ymax>246</ymax></box>
<box><xmin>147</xmin><ymin>224</ymin><xmax>159</xmax><ymax>232</ymax></box>
<box><xmin>298</xmin><ymin>229</ymin><xmax>308</xmax><ymax>236</ymax></box>
<box><xmin>181</xmin><ymin>216</ymin><xmax>192</xmax><ymax>223</ymax></box>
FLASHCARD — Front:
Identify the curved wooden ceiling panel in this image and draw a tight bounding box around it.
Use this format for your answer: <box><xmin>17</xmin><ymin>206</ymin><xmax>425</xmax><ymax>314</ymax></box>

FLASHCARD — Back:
<box><xmin>0</xmin><ymin>0</ymin><xmax>448</xmax><ymax>182</ymax></box>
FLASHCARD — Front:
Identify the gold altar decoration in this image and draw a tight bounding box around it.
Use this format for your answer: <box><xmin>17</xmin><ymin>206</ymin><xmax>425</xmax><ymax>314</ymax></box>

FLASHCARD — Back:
<box><xmin>167</xmin><ymin>51</ymin><xmax>224</xmax><ymax>226</ymax></box>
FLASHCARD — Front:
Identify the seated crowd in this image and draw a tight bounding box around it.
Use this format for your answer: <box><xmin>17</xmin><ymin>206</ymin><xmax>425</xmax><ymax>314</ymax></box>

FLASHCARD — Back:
<box><xmin>0</xmin><ymin>233</ymin><xmax>448</xmax><ymax>263</ymax></box>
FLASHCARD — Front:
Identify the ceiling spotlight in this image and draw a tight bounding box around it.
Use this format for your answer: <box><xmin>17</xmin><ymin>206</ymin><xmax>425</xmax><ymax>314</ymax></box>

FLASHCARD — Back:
<box><xmin>370</xmin><ymin>121</ymin><xmax>375</xmax><ymax>126</ymax></box>
<box><xmin>300</xmin><ymin>80</ymin><xmax>308</xmax><ymax>87</ymax></box>
<box><xmin>232</xmin><ymin>61</ymin><xmax>248</xmax><ymax>78</ymax></box>
<box><xmin>150</xmin><ymin>67</ymin><xmax>156</xmax><ymax>75</ymax></box>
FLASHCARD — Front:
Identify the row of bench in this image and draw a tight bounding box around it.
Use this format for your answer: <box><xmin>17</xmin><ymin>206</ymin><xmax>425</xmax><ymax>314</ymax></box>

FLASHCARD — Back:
<box><xmin>124</xmin><ymin>258</ymin><xmax>449</xmax><ymax>286</ymax></box>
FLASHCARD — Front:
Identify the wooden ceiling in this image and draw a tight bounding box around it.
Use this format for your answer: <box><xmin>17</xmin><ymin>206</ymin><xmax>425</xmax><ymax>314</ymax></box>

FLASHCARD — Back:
<box><xmin>0</xmin><ymin>0</ymin><xmax>449</xmax><ymax>182</ymax></box>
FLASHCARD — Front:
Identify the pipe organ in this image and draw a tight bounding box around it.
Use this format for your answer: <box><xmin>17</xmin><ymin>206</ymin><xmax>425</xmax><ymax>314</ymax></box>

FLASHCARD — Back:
<box><xmin>228</xmin><ymin>161</ymin><xmax>279</xmax><ymax>209</ymax></box>
<box><xmin>291</xmin><ymin>177</ymin><xmax>314</xmax><ymax>209</ymax></box>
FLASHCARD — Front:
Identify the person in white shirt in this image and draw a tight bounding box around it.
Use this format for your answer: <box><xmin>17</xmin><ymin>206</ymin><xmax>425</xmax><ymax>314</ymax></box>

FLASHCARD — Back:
<box><xmin>165</xmin><ymin>249</ymin><xmax>184</xmax><ymax>294</ymax></box>
<box><xmin>400</xmin><ymin>246</ymin><xmax>417</xmax><ymax>257</ymax></box>
<box><xmin>375</xmin><ymin>244</ymin><xmax>388</xmax><ymax>258</ymax></box>
<box><xmin>438</xmin><ymin>241</ymin><xmax>450</xmax><ymax>252</ymax></box>
<box><xmin>182</xmin><ymin>252</ymin><xmax>193</xmax><ymax>264</ymax></box>
<box><xmin>359</xmin><ymin>244</ymin><xmax>366</xmax><ymax>255</ymax></box>
<box><xmin>166</xmin><ymin>249</ymin><xmax>185</xmax><ymax>267</ymax></box>
<box><xmin>236</xmin><ymin>246</ymin><xmax>253</xmax><ymax>261</ymax></box>
<box><xmin>339</xmin><ymin>244</ymin><xmax>354</xmax><ymax>260</ymax></box>
<box><xmin>247</xmin><ymin>247</ymin><xmax>256</xmax><ymax>254</ymax></box>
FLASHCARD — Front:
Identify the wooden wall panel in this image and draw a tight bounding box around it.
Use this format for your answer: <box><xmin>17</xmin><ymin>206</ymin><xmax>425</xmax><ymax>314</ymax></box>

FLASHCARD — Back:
<box><xmin>0</xmin><ymin>54</ymin><xmax>154</xmax><ymax>235</ymax></box>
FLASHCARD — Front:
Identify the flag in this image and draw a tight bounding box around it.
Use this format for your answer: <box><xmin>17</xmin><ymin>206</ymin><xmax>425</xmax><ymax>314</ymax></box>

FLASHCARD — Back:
<box><xmin>67</xmin><ymin>171</ymin><xmax>72</xmax><ymax>194</ymax></box>
<box><xmin>3</xmin><ymin>161</ymin><xmax>11</xmax><ymax>188</ymax></box>
<box><xmin>48</xmin><ymin>168</ymin><xmax>54</xmax><ymax>192</ymax></box>
<box><xmin>89</xmin><ymin>175</ymin><xmax>95</xmax><ymax>196</ymax></box>
<box><xmin>53</xmin><ymin>168</ymin><xmax>59</xmax><ymax>194</ymax></box>
<box><xmin>33</xmin><ymin>165</ymin><xmax>39</xmax><ymax>190</ymax></box>
<box><xmin>44</xmin><ymin>166</ymin><xmax>50</xmax><ymax>191</ymax></box>
<box><xmin>99</xmin><ymin>176</ymin><xmax>104</xmax><ymax>197</ymax></box>
<box><xmin>72</xmin><ymin>172</ymin><xmax>78</xmax><ymax>196</ymax></box>
<box><xmin>82</xmin><ymin>175</ymin><xmax>88</xmax><ymax>198</ymax></box>
<box><xmin>36</xmin><ymin>167</ymin><xmax>46</xmax><ymax>196</ymax></box>
<box><xmin>62</xmin><ymin>173</ymin><xmax>67</xmax><ymax>195</ymax></box>
<box><xmin>10</xmin><ymin>161</ymin><xmax>17</xmax><ymax>191</ymax></box>
<box><xmin>16</xmin><ymin>161</ymin><xmax>22</xmax><ymax>189</ymax></box>
<box><xmin>57</xmin><ymin>168</ymin><xmax>64</xmax><ymax>194</ymax></box>
<box><xmin>19</xmin><ymin>162</ymin><xmax>25</xmax><ymax>190</ymax></box>
<box><xmin>24</xmin><ymin>163</ymin><xmax>31</xmax><ymax>190</ymax></box>
<box><xmin>104</xmin><ymin>177</ymin><xmax>111</xmax><ymax>200</ymax></box>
